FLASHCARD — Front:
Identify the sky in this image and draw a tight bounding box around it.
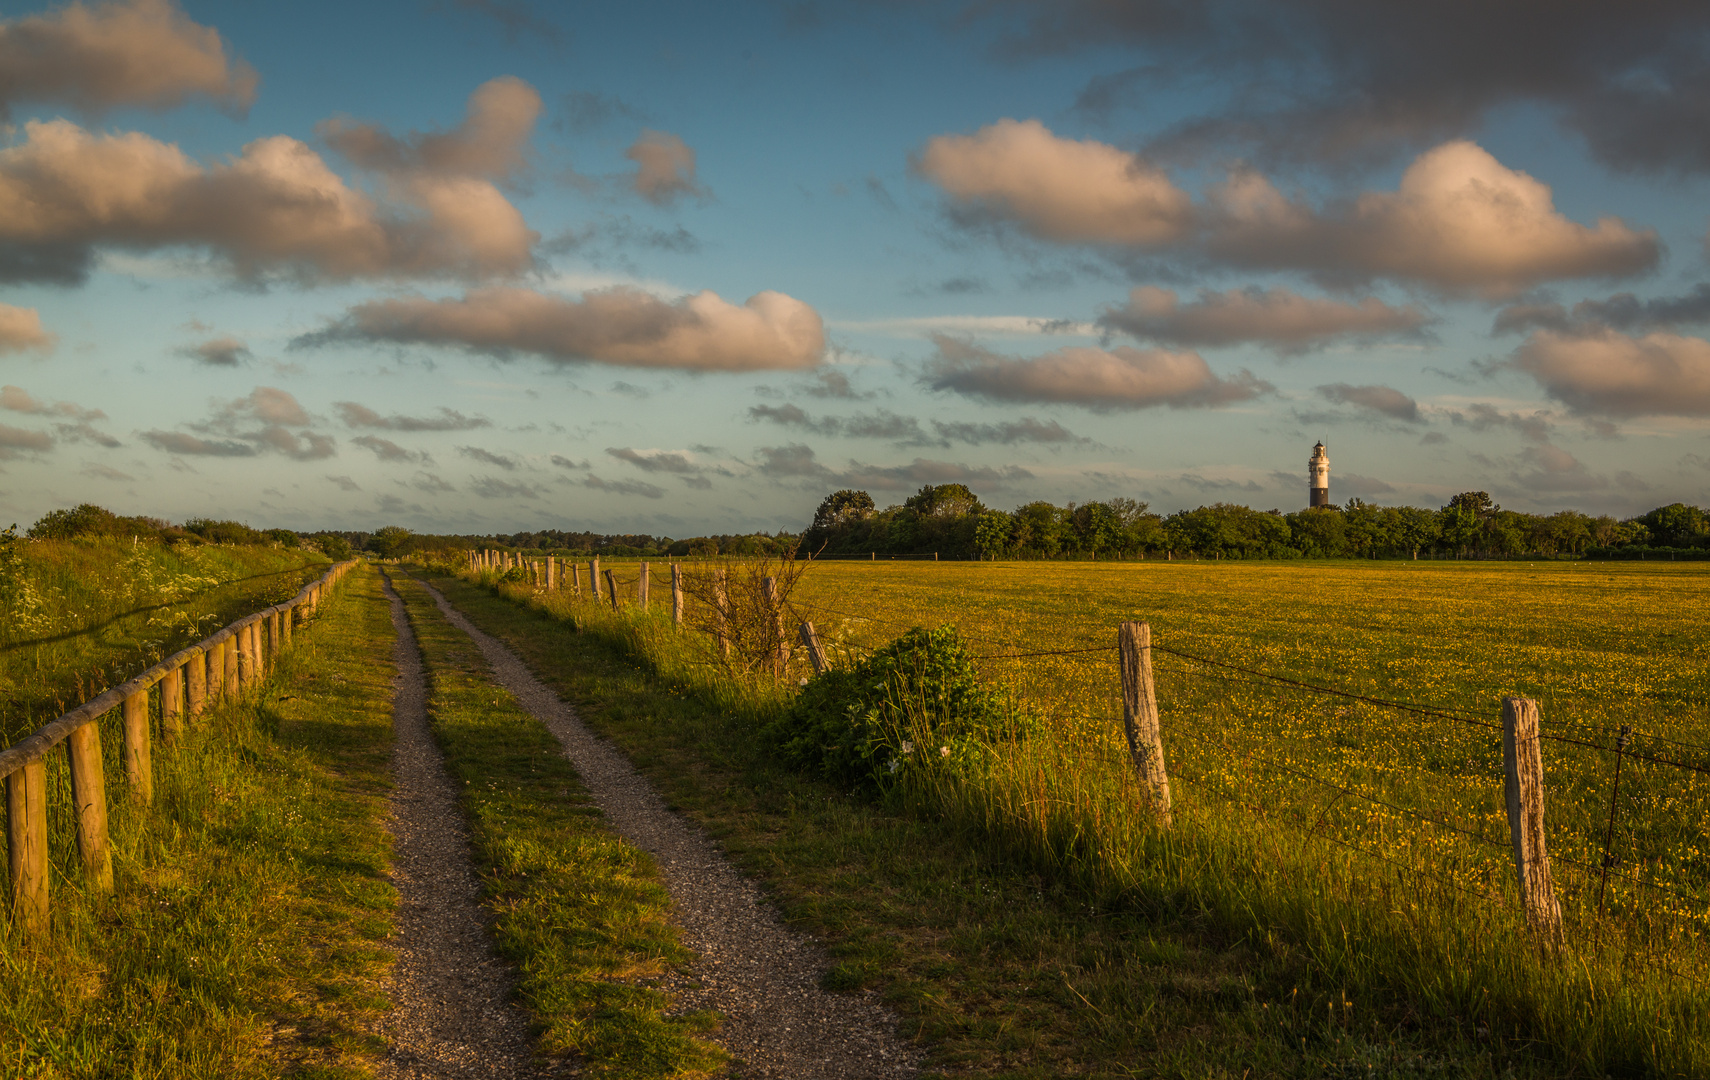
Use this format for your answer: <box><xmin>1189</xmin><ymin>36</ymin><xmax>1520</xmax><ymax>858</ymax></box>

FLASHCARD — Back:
<box><xmin>1</xmin><ymin>0</ymin><xmax>1709</xmax><ymax>536</ymax></box>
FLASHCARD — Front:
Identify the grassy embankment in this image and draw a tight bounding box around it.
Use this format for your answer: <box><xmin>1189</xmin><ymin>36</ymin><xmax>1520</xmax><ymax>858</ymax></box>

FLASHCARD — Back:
<box><xmin>422</xmin><ymin>561</ymin><xmax>1623</xmax><ymax>1079</ymax></box>
<box><xmin>0</xmin><ymin>562</ymin><xmax>398</xmax><ymax>1079</ymax></box>
<box><xmin>387</xmin><ymin>571</ymin><xmax>725</xmax><ymax>1078</ymax></box>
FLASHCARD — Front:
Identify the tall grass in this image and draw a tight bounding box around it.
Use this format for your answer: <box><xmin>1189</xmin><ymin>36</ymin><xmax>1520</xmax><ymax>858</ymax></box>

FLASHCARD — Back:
<box><xmin>0</xmin><ymin>565</ymin><xmax>397</xmax><ymax>1078</ymax></box>
<box><xmin>440</xmin><ymin>558</ymin><xmax>1709</xmax><ymax>1076</ymax></box>
<box><xmin>1</xmin><ymin>537</ymin><xmax>325</xmax><ymax>745</ymax></box>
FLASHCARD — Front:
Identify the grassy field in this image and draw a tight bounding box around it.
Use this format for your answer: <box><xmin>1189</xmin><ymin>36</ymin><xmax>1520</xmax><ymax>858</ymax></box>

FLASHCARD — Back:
<box><xmin>442</xmin><ymin>556</ymin><xmax>1708</xmax><ymax>1077</ymax></box>
<box><xmin>0</xmin><ymin>564</ymin><xmax>398</xmax><ymax>1079</ymax></box>
<box><xmin>388</xmin><ymin>571</ymin><xmax>726</xmax><ymax>1078</ymax></box>
<box><xmin>1</xmin><ymin>537</ymin><xmax>327</xmax><ymax>746</ymax></box>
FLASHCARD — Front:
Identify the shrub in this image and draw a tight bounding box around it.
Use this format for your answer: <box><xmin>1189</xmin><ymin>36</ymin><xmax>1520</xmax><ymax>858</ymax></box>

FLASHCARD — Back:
<box><xmin>28</xmin><ymin>504</ymin><xmax>164</xmax><ymax>541</ymax></box>
<box><xmin>182</xmin><ymin>519</ymin><xmax>267</xmax><ymax>545</ymax></box>
<box><xmin>765</xmin><ymin>625</ymin><xmax>1016</xmax><ymax>792</ymax></box>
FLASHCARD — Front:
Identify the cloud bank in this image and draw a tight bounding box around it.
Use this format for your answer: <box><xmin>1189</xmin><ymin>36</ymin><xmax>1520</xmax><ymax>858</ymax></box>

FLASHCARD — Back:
<box><xmin>299</xmin><ymin>286</ymin><xmax>825</xmax><ymax>371</ymax></box>
<box><xmin>0</xmin><ymin>0</ymin><xmax>257</xmax><ymax>117</ymax></box>
<box><xmin>926</xmin><ymin>336</ymin><xmax>1269</xmax><ymax>410</ymax></box>
<box><xmin>0</xmin><ymin>79</ymin><xmax>540</xmax><ymax>285</ymax></box>
<box><xmin>1515</xmin><ymin>328</ymin><xmax>1710</xmax><ymax>418</ymax></box>
<box><xmin>916</xmin><ymin>118</ymin><xmax>1191</xmax><ymax>245</ymax></box>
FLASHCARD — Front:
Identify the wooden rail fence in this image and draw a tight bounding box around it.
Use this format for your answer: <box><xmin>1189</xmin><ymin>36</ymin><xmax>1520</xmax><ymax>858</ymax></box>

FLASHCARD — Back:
<box><xmin>2</xmin><ymin>560</ymin><xmax>355</xmax><ymax>934</ymax></box>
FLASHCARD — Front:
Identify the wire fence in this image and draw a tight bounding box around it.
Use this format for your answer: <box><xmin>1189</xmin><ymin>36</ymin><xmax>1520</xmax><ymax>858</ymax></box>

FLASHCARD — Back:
<box><xmin>463</xmin><ymin>550</ymin><xmax>1710</xmax><ymax>967</ymax></box>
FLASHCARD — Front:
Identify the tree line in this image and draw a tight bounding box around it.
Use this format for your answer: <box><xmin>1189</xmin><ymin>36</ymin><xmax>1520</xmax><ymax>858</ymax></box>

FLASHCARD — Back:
<box><xmin>801</xmin><ymin>486</ymin><xmax>1710</xmax><ymax>561</ymax></box>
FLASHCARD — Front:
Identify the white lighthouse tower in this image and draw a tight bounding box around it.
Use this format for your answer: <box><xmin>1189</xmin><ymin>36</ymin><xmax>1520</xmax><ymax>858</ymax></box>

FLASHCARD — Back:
<box><xmin>1308</xmin><ymin>441</ymin><xmax>1331</xmax><ymax>508</ymax></box>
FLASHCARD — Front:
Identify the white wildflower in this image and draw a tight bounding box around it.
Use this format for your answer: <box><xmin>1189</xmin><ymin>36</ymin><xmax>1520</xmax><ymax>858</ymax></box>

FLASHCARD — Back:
<box><xmin>940</xmin><ymin>745</ymin><xmax>950</xmax><ymax>757</ymax></box>
<box><xmin>899</xmin><ymin>740</ymin><xmax>913</xmax><ymax>755</ymax></box>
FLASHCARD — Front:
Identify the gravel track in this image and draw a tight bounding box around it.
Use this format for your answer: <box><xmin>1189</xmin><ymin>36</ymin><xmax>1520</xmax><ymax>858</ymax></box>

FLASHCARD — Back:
<box><xmin>417</xmin><ymin>579</ymin><xmax>921</xmax><ymax>1080</ymax></box>
<box><xmin>376</xmin><ymin>574</ymin><xmax>549</xmax><ymax>1079</ymax></box>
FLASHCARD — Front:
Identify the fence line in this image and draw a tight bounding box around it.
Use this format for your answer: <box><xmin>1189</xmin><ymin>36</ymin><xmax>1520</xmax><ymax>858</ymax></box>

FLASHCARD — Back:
<box><xmin>456</xmin><ymin>550</ymin><xmax>1708</xmax><ymax>955</ymax></box>
<box><xmin>3</xmin><ymin>559</ymin><xmax>355</xmax><ymax>934</ymax></box>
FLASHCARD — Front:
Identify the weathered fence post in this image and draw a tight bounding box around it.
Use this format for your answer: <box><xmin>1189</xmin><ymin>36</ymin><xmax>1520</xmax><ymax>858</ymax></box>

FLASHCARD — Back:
<box><xmin>187</xmin><ymin>647</ymin><xmax>207</xmax><ymax>718</ymax></box>
<box><xmin>223</xmin><ymin>635</ymin><xmax>238</xmax><ymax>699</ymax></box>
<box><xmin>591</xmin><ymin>557</ymin><xmax>602</xmax><ymax>601</ymax></box>
<box><xmin>1503</xmin><ymin>697</ymin><xmax>1562</xmax><ymax>945</ymax></box>
<box><xmin>604</xmin><ymin>568</ymin><xmax>620</xmax><ymax>611</ymax></box>
<box><xmin>66</xmin><ymin>723</ymin><xmax>112</xmax><ymax>892</ymax></box>
<box><xmin>7</xmin><ymin>759</ymin><xmax>48</xmax><ymax>933</ymax></box>
<box><xmin>160</xmin><ymin>664</ymin><xmax>183</xmax><ymax>744</ymax></box>
<box><xmin>123</xmin><ymin>688</ymin><xmax>152</xmax><ymax>803</ymax></box>
<box><xmin>638</xmin><ymin>562</ymin><xmax>650</xmax><ymax>610</ymax></box>
<box><xmin>671</xmin><ymin>564</ymin><xmax>683</xmax><ymax>626</ymax></box>
<box><xmin>547</xmin><ymin>556</ymin><xmax>557</xmax><ymax>590</ymax></box>
<box><xmin>714</xmin><ymin>568</ymin><xmax>730</xmax><ymax>657</ymax></box>
<box><xmin>764</xmin><ymin>577</ymin><xmax>786</xmax><ymax>679</ymax></box>
<box><xmin>237</xmin><ymin>624</ymin><xmax>254</xmax><ymax>693</ymax></box>
<box><xmin>1118</xmin><ymin>621</ymin><xmax>1172</xmax><ymax>827</ymax></box>
<box><xmin>799</xmin><ymin>621</ymin><xmax>828</xmax><ymax>675</ymax></box>
<box><xmin>571</xmin><ymin>562</ymin><xmax>581</xmax><ymax>597</ymax></box>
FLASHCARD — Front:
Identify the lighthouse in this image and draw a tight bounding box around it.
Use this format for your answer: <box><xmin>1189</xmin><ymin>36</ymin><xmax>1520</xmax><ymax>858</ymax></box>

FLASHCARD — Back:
<box><xmin>1308</xmin><ymin>441</ymin><xmax>1331</xmax><ymax>508</ymax></box>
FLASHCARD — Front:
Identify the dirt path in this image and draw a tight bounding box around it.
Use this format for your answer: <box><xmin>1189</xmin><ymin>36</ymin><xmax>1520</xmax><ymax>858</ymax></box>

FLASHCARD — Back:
<box><xmin>375</xmin><ymin>574</ymin><xmax>547</xmax><ymax>1079</ymax></box>
<box><xmin>418</xmin><ymin>579</ymin><xmax>921</xmax><ymax>1080</ymax></box>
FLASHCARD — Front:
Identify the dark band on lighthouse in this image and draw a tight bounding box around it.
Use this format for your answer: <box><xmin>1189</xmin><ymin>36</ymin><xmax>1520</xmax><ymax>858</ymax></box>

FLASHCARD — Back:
<box><xmin>1309</xmin><ymin>441</ymin><xmax>1331</xmax><ymax>508</ymax></box>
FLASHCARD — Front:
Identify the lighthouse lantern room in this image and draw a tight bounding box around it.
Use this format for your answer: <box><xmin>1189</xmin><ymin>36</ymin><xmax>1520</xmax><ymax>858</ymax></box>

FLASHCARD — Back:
<box><xmin>1308</xmin><ymin>441</ymin><xmax>1331</xmax><ymax>508</ymax></box>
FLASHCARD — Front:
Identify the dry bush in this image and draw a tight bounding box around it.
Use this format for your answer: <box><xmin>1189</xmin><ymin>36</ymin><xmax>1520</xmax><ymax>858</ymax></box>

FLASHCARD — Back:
<box><xmin>679</xmin><ymin>554</ymin><xmax>811</xmax><ymax>681</ymax></box>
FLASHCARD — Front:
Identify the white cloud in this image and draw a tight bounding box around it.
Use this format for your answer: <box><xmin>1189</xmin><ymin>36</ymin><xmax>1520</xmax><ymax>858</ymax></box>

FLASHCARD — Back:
<box><xmin>925</xmin><ymin>335</ymin><xmax>1270</xmax><ymax>411</ymax></box>
<box><xmin>917</xmin><ymin>118</ymin><xmax>1192</xmax><ymax>245</ymax></box>
<box><xmin>299</xmin><ymin>286</ymin><xmax>825</xmax><ymax>372</ymax></box>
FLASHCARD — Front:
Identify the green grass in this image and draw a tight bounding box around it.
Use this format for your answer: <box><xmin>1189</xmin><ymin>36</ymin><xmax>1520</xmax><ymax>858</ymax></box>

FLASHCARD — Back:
<box><xmin>0</xmin><ymin>563</ymin><xmax>399</xmax><ymax>1079</ymax></box>
<box><xmin>2</xmin><ymin>536</ymin><xmax>328</xmax><ymax>746</ymax></box>
<box><xmin>418</xmin><ymin>566</ymin><xmax>1563</xmax><ymax>1079</ymax></box>
<box><xmin>388</xmin><ymin>571</ymin><xmax>725</xmax><ymax>1078</ymax></box>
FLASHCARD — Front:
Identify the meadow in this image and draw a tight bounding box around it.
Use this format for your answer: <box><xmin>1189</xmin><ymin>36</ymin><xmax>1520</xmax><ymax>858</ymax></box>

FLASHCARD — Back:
<box><xmin>1</xmin><ymin>536</ymin><xmax>327</xmax><ymax>746</ymax></box>
<box><xmin>460</xmin><ymin>555</ymin><xmax>1710</xmax><ymax>1076</ymax></box>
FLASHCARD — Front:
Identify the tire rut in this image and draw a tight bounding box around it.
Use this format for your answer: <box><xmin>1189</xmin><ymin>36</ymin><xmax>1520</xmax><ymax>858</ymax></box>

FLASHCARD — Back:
<box><xmin>376</xmin><ymin>573</ymin><xmax>548</xmax><ymax>1079</ymax></box>
<box><xmin>416</xmin><ymin>578</ymin><xmax>922</xmax><ymax>1080</ymax></box>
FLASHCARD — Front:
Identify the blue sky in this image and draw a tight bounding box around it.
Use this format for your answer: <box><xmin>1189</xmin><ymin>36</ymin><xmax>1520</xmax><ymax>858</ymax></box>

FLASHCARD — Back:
<box><xmin>2</xmin><ymin>0</ymin><xmax>1708</xmax><ymax>535</ymax></box>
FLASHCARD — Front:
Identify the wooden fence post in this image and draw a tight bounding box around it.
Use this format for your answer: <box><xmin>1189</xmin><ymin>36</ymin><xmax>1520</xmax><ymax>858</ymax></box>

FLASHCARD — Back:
<box><xmin>571</xmin><ymin>562</ymin><xmax>581</xmax><ymax>597</ymax></box>
<box><xmin>223</xmin><ymin>635</ymin><xmax>238</xmax><ymax>699</ymax></box>
<box><xmin>671</xmin><ymin>564</ymin><xmax>683</xmax><ymax>626</ymax></box>
<box><xmin>714</xmin><ymin>568</ymin><xmax>730</xmax><ymax>657</ymax></box>
<box><xmin>604</xmin><ymin>568</ymin><xmax>619</xmax><ymax>611</ymax></box>
<box><xmin>237</xmin><ymin>624</ymin><xmax>254</xmax><ymax>693</ymax></box>
<box><xmin>123</xmin><ymin>689</ymin><xmax>152</xmax><ymax>803</ymax></box>
<box><xmin>799</xmin><ymin>621</ymin><xmax>828</xmax><ymax>675</ymax></box>
<box><xmin>547</xmin><ymin>556</ymin><xmax>557</xmax><ymax>590</ymax></box>
<box><xmin>764</xmin><ymin>577</ymin><xmax>786</xmax><ymax>679</ymax></box>
<box><xmin>638</xmin><ymin>562</ymin><xmax>650</xmax><ymax>610</ymax></box>
<box><xmin>1118</xmin><ymin>621</ymin><xmax>1172</xmax><ymax>827</ymax></box>
<box><xmin>1503</xmin><ymin>697</ymin><xmax>1562</xmax><ymax>944</ymax></box>
<box><xmin>160</xmin><ymin>665</ymin><xmax>183</xmax><ymax>745</ymax></box>
<box><xmin>66</xmin><ymin>724</ymin><xmax>112</xmax><ymax>892</ymax></box>
<box><xmin>186</xmin><ymin>648</ymin><xmax>207</xmax><ymax>718</ymax></box>
<box><xmin>591</xmin><ymin>557</ymin><xmax>602</xmax><ymax>601</ymax></box>
<box><xmin>6</xmin><ymin>759</ymin><xmax>48</xmax><ymax>933</ymax></box>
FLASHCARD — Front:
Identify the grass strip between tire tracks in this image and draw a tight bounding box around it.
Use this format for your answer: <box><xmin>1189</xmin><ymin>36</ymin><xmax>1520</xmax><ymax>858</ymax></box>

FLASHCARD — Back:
<box><xmin>417</xmin><ymin>568</ymin><xmax>1570</xmax><ymax>1080</ymax></box>
<box><xmin>0</xmin><ymin>562</ymin><xmax>399</xmax><ymax>1079</ymax></box>
<box><xmin>389</xmin><ymin>571</ymin><xmax>726</xmax><ymax>1078</ymax></box>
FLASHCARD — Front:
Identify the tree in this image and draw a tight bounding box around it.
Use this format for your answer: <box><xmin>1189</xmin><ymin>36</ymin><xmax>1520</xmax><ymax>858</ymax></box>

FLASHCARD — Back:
<box><xmin>974</xmin><ymin>511</ymin><xmax>1012</xmax><ymax>559</ymax></box>
<box><xmin>903</xmin><ymin>483</ymin><xmax>983</xmax><ymax>518</ymax></box>
<box><xmin>369</xmin><ymin>525</ymin><xmax>413</xmax><ymax>559</ymax></box>
<box><xmin>1638</xmin><ymin>503</ymin><xmax>1710</xmax><ymax>548</ymax></box>
<box><xmin>810</xmin><ymin>489</ymin><xmax>875</xmax><ymax>531</ymax></box>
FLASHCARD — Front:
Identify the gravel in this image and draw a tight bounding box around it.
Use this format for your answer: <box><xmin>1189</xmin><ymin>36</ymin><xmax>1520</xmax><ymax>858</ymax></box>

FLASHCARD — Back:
<box><xmin>419</xmin><ymin>580</ymin><xmax>922</xmax><ymax>1080</ymax></box>
<box><xmin>375</xmin><ymin>574</ymin><xmax>552</xmax><ymax>1079</ymax></box>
